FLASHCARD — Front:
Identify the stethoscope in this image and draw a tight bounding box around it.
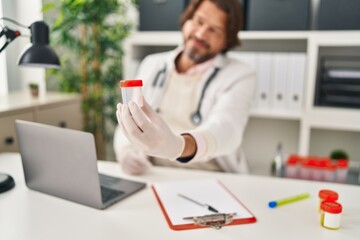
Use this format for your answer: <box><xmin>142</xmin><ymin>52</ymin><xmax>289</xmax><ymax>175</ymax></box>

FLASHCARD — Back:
<box><xmin>152</xmin><ymin>64</ymin><xmax>220</xmax><ymax>126</ymax></box>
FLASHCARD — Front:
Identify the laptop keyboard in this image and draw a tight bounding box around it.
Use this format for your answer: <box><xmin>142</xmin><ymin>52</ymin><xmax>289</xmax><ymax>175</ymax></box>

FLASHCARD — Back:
<box><xmin>99</xmin><ymin>174</ymin><xmax>125</xmax><ymax>203</ymax></box>
<box><xmin>101</xmin><ymin>186</ymin><xmax>124</xmax><ymax>203</ymax></box>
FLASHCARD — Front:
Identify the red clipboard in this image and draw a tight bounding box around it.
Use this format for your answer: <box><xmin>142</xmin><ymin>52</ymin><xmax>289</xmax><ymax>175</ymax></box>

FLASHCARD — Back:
<box><xmin>151</xmin><ymin>179</ymin><xmax>257</xmax><ymax>230</ymax></box>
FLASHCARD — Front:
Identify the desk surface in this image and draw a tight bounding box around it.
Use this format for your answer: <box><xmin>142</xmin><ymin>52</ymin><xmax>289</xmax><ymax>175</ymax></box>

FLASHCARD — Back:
<box><xmin>1</xmin><ymin>153</ymin><xmax>359</xmax><ymax>240</ymax></box>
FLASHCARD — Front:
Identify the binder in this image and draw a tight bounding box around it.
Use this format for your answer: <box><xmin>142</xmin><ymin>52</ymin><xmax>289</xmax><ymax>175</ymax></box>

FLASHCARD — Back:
<box><xmin>151</xmin><ymin>179</ymin><xmax>256</xmax><ymax>230</ymax></box>
<box><xmin>287</xmin><ymin>53</ymin><xmax>306</xmax><ymax>112</ymax></box>
<box><xmin>256</xmin><ymin>53</ymin><xmax>272</xmax><ymax>110</ymax></box>
<box><xmin>271</xmin><ymin>53</ymin><xmax>289</xmax><ymax>110</ymax></box>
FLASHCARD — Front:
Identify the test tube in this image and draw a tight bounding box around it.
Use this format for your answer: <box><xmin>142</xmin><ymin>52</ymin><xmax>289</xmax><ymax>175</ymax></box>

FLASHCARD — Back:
<box><xmin>285</xmin><ymin>154</ymin><xmax>299</xmax><ymax>179</ymax></box>
<box><xmin>299</xmin><ymin>158</ymin><xmax>311</xmax><ymax>180</ymax></box>
<box><xmin>323</xmin><ymin>161</ymin><xmax>336</xmax><ymax>182</ymax></box>
<box><xmin>119</xmin><ymin>79</ymin><xmax>143</xmax><ymax>105</ymax></box>
<box><xmin>335</xmin><ymin>159</ymin><xmax>349</xmax><ymax>183</ymax></box>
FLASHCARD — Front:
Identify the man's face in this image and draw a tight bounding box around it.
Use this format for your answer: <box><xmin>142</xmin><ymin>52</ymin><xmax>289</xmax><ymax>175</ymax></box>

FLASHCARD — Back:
<box><xmin>182</xmin><ymin>0</ymin><xmax>227</xmax><ymax>63</ymax></box>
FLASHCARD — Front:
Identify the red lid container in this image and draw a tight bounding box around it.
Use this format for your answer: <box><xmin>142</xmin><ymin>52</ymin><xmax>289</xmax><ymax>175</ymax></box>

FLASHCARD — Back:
<box><xmin>321</xmin><ymin>201</ymin><xmax>342</xmax><ymax>214</ymax></box>
<box><xmin>324</xmin><ymin>161</ymin><xmax>336</xmax><ymax>171</ymax></box>
<box><xmin>319</xmin><ymin>189</ymin><xmax>339</xmax><ymax>201</ymax></box>
<box><xmin>318</xmin><ymin>158</ymin><xmax>332</xmax><ymax>168</ymax></box>
<box><xmin>119</xmin><ymin>79</ymin><xmax>143</xmax><ymax>88</ymax></box>
<box><xmin>336</xmin><ymin>159</ymin><xmax>349</xmax><ymax>169</ymax></box>
<box><xmin>286</xmin><ymin>154</ymin><xmax>300</xmax><ymax>166</ymax></box>
<box><xmin>301</xmin><ymin>158</ymin><xmax>311</xmax><ymax>168</ymax></box>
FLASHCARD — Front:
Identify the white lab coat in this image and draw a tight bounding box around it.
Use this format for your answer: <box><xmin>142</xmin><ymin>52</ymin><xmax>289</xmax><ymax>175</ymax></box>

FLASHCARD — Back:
<box><xmin>114</xmin><ymin>48</ymin><xmax>256</xmax><ymax>173</ymax></box>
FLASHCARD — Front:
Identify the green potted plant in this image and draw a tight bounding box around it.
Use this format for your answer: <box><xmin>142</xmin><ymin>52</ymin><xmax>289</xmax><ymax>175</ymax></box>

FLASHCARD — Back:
<box><xmin>43</xmin><ymin>0</ymin><xmax>136</xmax><ymax>159</ymax></box>
<box><xmin>330</xmin><ymin>149</ymin><xmax>349</xmax><ymax>161</ymax></box>
<box><xmin>29</xmin><ymin>83</ymin><xmax>39</xmax><ymax>98</ymax></box>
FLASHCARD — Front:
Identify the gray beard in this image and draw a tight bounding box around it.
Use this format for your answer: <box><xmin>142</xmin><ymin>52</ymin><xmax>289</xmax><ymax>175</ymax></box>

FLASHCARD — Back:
<box><xmin>184</xmin><ymin>47</ymin><xmax>215</xmax><ymax>64</ymax></box>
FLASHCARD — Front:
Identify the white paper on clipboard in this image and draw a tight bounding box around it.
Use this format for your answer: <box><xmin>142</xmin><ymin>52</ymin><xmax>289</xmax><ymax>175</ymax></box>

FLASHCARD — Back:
<box><xmin>151</xmin><ymin>179</ymin><xmax>256</xmax><ymax>230</ymax></box>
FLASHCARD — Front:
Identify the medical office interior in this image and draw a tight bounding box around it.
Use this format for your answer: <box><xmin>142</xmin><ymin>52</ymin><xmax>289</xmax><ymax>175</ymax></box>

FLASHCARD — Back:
<box><xmin>1</xmin><ymin>0</ymin><xmax>360</xmax><ymax>238</ymax></box>
<box><xmin>2</xmin><ymin>0</ymin><xmax>360</xmax><ymax>179</ymax></box>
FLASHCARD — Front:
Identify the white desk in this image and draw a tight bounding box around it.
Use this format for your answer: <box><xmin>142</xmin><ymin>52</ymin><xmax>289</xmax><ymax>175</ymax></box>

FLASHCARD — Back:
<box><xmin>1</xmin><ymin>153</ymin><xmax>359</xmax><ymax>240</ymax></box>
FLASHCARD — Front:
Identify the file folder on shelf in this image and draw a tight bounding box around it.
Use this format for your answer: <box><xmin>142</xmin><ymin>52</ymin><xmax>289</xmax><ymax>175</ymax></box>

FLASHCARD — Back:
<box><xmin>151</xmin><ymin>179</ymin><xmax>256</xmax><ymax>230</ymax></box>
<box><xmin>256</xmin><ymin>53</ymin><xmax>272</xmax><ymax>110</ymax></box>
<box><xmin>271</xmin><ymin>53</ymin><xmax>289</xmax><ymax>110</ymax></box>
<box><xmin>287</xmin><ymin>53</ymin><xmax>306</xmax><ymax>112</ymax></box>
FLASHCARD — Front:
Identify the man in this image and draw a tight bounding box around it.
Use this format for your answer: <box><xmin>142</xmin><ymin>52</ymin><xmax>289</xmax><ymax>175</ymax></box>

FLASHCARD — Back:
<box><xmin>114</xmin><ymin>0</ymin><xmax>255</xmax><ymax>175</ymax></box>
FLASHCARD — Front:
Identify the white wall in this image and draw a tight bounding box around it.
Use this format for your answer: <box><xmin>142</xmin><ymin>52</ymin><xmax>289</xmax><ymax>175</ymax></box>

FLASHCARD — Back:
<box><xmin>1</xmin><ymin>0</ymin><xmax>45</xmax><ymax>95</ymax></box>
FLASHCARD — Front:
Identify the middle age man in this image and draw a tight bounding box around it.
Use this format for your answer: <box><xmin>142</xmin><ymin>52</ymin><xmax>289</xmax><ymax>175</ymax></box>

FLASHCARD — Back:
<box><xmin>114</xmin><ymin>0</ymin><xmax>256</xmax><ymax>175</ymax></box>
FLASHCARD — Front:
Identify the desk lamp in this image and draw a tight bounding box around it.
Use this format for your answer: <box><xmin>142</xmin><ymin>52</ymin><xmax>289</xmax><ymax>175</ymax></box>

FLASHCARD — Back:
<box><xmin>0</xmin><ymin>17</ymin><xmax>60</xmax><ymax>193</ymax></box>
<box><xmin>0</xmin><ymin>17</ymin><xmax>60</xmax><ymax>68</ymax></box>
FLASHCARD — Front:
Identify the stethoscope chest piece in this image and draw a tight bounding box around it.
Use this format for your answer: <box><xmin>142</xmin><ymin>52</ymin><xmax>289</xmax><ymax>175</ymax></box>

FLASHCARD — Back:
<box><xmin>191</xmin><ymin>112</ymin><xmax>202</xmax><ymax>126</ymax></box>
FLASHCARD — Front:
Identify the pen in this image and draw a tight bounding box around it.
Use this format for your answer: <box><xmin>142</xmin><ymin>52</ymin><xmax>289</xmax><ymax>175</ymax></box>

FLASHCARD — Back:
<box><xmin>268</xmin><ymin>193</ymin><xmax>310</xmax><ymax>208</ymax></box>
<box><xmin>178</xmin><ymin>193</ymin><xmax>219</xmax><ymax>213</ymax></box>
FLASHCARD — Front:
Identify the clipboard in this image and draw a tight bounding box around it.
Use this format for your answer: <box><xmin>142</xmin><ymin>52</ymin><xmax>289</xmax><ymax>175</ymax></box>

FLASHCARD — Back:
<box><xmin>151</xmin><ymin>179</ymin><xmax>257</xmax><ymax>230</ymax></box>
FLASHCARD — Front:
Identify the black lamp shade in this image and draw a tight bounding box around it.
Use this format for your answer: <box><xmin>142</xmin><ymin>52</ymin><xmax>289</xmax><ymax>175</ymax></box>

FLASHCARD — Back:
<box><xmin>18</xmin><ymin>21</ymin><xmax>60</xmax><ymax>68</ymax></box>
<box><xmin>19</xmin><ymin>44</ymin><xmax>60</xmax><ymax>68</ymax></box>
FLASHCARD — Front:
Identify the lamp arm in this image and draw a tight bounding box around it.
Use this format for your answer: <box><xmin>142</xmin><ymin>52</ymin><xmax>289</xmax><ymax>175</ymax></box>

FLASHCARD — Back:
<box><xmin>0</xmin><ymin>27</ymin><xmax>21</xmax><ymax>53</ymax></box>
<box><xmin>0</xmin><ymin>28</ymin><xmax>4</xmax><ymax>38</ymax></box>
<box><xmin>0</xmin><ymin>17</ymin><xmax>29</xmax><ymax>29</ymax></box>
<box><xmin>0</xmin><ymin>39</ymin><xmax>11</xmax><ymax>53</ymax></box>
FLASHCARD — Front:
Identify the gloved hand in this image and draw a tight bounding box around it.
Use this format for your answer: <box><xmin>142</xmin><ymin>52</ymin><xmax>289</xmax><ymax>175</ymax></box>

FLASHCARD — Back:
<box><xmin>116</xmin><ymin>98</ymin><xmax>185</xmax><ymax>160</ymax></box>
<box><xmin>116</xmin><ymin>144</ymin><xmax>152</xmax><ymax>175</ymax></box>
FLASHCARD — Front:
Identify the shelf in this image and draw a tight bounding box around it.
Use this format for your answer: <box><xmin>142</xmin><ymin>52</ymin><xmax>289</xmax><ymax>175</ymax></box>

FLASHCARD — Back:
<box><xmin>126</xmin><ymin>31</ymin><xmax>360</xmax><ymax>46</ymax></box>
<box><xmin>241</xmin><ymin>31</ymin><xmax>360</xmax><ymax>40</ymax></box>
<box><xmin>305</xmin><ymin>107</ymin><xmax>360</xmax><ymax>132</ymax></box>
<box><xmin>240</xmin><ymin>31</ymin><xmax>309</xmax><ymax>40</ymax></box>
<box><xmin>250</xmin><ymin>109</ymin><xmax>302</xmax><ymax>120</ymax></box>
<box><xmin>126</xmin><ymin>31</ymin><xmax>309</xmax><ymax>46</ymax></box>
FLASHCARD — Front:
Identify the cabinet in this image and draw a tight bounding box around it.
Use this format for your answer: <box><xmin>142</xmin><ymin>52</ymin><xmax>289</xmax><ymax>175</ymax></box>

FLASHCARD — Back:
<box><xmin>0</xmin><ymin>91</ymin><xmax>82</xmax><ymax>152</ymax></box>
<box><xmin>123</xmin><ymin>31</ymin><xmax>360</xmax><ymax>175</ymax></box>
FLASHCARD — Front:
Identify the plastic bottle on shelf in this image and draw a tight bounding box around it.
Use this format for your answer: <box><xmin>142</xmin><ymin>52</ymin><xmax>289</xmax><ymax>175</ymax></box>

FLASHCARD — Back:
<box><xmin>307</xmin><ymin>157</ymin><xmax>319</xmax><ymax>181</ymax></box>
<box><xmin>299</xmin><ymin>157</ymin><xmax>311</xmax><ymax>180</ymax></box>
<box><xmin>313</xmin><ymin>158</ymin><xmax>332</xmax><ymax>182</ymax></box>
<box><xmin>271</xmin><ymin>143</ymin><xmax>284</xmax><ymax>177</ymax></box>
<box><xmin>323</xmin><ymin>161</ymin><xmax>336</xmax><ymax>182</ymax></box>
<box><xmin>285</xmin><ymin>154</ymin><xmax>299</xmax><ymax>178</ymax></box>
<box><xmin>335</xmin><ymin>159</ymin><xmax>349</xmax><ymax>183</ymax></box>
<box><xmin>312</xmin><ymin>158</ymin><xmax>323</xmax><ymax>181</ymax></box>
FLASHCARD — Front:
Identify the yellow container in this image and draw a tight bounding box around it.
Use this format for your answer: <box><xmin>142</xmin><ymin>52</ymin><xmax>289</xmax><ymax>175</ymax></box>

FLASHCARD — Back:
<box><xmin>320</xmin><ymin>201</ymin><xmax>342</xmax><ymax>230</ymax></box>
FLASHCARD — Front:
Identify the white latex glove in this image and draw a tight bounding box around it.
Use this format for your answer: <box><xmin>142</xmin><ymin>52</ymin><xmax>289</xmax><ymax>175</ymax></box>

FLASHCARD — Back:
<box><xmin>116</xmin><ymin>144</ymin><xmax>152</xmax><ymax>175</ymax></box>
<box><xmin>116</xmin><ymin>98</ymin><xmax>185</xmax><ymax>160</ymax></box>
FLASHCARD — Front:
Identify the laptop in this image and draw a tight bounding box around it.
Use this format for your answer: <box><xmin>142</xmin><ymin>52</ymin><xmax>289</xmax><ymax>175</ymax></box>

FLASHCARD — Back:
<box><xmin>15</xmin><ymin>120</ymin><xmax>146</xmax><ymax>209</ymax></box>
